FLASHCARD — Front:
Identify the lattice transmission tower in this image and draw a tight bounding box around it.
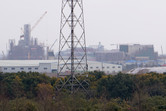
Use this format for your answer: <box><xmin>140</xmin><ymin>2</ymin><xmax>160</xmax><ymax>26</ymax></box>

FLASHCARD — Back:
<box><xmin>57</xmin><ymin>0</ymin><xmax>88</xmax><ymax>93</ymax></box>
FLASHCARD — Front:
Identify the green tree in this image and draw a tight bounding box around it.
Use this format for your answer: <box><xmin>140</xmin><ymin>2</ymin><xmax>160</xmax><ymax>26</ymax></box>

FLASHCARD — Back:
<box><xmin>37</xmin><ymin>83</ymin><xmax>54</xmax><ymax>111</ymax></box>
<box><xmin>97</xmin><ymin>73</ymin><xmax>135</xmax><ymax>100</ymax></box>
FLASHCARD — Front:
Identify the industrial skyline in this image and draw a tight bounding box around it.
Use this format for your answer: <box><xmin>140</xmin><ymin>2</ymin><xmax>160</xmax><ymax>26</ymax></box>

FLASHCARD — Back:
<box><xmin>1</xmin><ymin>0</ymin><xmax>166</xmax><ymax>55</ymax></box>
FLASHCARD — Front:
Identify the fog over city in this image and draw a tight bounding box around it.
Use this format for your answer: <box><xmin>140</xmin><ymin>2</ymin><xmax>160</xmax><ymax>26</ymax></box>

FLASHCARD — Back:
<box><xmin>0</xmin><ymin>0</ymin><xmax>166</xmax><ymax>55</ymax></box>
<box><xmin>1</xmin><ymin>2</ymin><xmax>166</xmax><ymax>109</ymax></box>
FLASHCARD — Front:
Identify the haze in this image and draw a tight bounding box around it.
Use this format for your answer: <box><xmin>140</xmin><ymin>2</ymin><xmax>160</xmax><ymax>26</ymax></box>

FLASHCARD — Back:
<box><xmin>0</xmin><ymin>0</ymin><xmax>166</xmax><ymax>54</ymax></box>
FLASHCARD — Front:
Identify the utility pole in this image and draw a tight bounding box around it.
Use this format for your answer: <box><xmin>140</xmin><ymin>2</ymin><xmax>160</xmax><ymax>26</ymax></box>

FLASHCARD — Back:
<box><xmin>57</xmin><ymin>0</ymin><xmax>88</xmax><ymax>94</ymax></box>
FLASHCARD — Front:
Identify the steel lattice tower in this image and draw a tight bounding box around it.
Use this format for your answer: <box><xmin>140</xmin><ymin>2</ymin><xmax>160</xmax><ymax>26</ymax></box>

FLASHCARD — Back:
<box><xmin>57</xmin><ymin>0</ymin><xmax>88</xmax><ymax>93</ymax></box>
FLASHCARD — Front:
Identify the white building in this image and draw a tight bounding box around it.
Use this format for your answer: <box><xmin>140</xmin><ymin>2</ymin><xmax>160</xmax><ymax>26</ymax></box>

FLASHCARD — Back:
<box><xmin>0</xmin><ymin>60</ymin><xmax>122</xmax><ymax>74</ymax></box>
<box><xmin>128</xmin><ymin>67</ymin><xmax>166</xmax><ymax>74</ymax></box>
<box><xmin>0</xmin><ymin>60</ymin><xmax>56</xmax><ymax>73</ymax></box>
<box><xmin>87</xmin><ymin>61</ymin><xmax>122</xmax><ymax>74</ymax></box>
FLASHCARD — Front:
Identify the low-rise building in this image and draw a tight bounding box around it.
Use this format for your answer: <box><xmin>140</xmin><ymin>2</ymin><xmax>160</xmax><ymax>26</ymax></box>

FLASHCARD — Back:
<box><xmin>0</xmin><ymin>60</ymin><xmax>56</xmax><ymax>73</ymax></box>
<box><xmin>128</xmin><ymin>67</ymin><xmax>166</xmax><ymax>74</ymax></box>
<box><xmin>88</xmin><ymin>61</ymin><xmax>122</xmax><ymax>74</ymax></box>
<box><xmin>0</xmin><ymin>60</ymin><xmax>122</xmax><ymax>74</ymax></box>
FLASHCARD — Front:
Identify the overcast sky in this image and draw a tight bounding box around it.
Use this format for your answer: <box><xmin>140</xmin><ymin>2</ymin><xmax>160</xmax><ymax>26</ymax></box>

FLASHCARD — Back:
<box><xmin>0</xmin><ymin>0</ymin><xmax>166</xmax><ymax>55</ymax></box>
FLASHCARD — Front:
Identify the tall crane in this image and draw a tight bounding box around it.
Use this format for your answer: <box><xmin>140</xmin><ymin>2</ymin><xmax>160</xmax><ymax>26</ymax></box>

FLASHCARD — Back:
<box><xmin>20</xmin><ymin>11</ymin><xmax>47</xmax><ymax>39</ymax></box>
<box><xmin>31</xmin><ymin>11</ymin><xmax>47</xmax><ymax>31</ymax></box>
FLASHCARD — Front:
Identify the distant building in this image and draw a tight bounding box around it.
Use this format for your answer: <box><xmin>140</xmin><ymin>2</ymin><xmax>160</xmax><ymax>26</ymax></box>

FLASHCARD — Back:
<box><xmin>47</xmin><ymin>51</ymin><xmax>55</xmax><ymax>60</ymax></box>
<box><xmin>89</xmin><ymin>42</ymin><xmax>104</xmax><ymax>51</ymax></box>
<box><xmin>0</xmin><ymin>60</ymin><xmax>56</xmax><ymax>73</ymax></box>
<box><xmin>95</xmin><ymin>50</ymin><xmax>127</xmax><ymax>62</ymax></box>
<box><xmin>57</xmin><ymin>44</ymin><xmax>102</xmax><ymax>61</ymax></box>
<box><xmin>128</xmin><ymin>67</ymin><xmax>166</xmax><ymax>74</ymax></box>
<box><xmin>7</xmin><ymin>24</ymin><xmax>45</xmax><ymax>60</ymax></box>
<box><xmin>120</xmin><ymin>44</ymin><xmax>158</xmax><ymax>60</ymax></box>
<box><xmin>0</xmin><ymin>60</ymin><xmax>122</xmax><ymax>75</ymax></box>
<box><xmin>88</xmin><ymin>61</ymin><xmax>122</xmax><ymax>74</ymax></box>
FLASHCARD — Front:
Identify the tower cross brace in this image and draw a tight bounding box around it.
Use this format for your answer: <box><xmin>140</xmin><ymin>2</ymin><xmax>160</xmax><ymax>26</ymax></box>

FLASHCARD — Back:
<box><xmin>57</xmin><ymin>0</ymin><xmax>88</xmax><ymax>94</ymax></box>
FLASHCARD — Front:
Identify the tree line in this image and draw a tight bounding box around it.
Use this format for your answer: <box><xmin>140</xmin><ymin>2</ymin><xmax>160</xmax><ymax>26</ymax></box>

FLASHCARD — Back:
<box><xmin>0</xmin><ymin>71</ymin><xmax>166</xmax><ymax>111</ymax></box>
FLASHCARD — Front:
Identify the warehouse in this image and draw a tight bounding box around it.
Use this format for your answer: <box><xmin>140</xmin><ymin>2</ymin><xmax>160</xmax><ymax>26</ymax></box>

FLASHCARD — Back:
<box><xmin>0</xmin><ymin>60</ymin><xmax>122</xmax><ymax>74</ymax></box>
<box><xmin>0</xmin><ymin>60</ymin><xmax>56</xmax><ymax>73</ymax></box>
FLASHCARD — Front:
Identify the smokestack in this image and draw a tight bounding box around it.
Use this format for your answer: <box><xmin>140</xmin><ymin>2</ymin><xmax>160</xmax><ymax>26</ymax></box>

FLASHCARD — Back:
<box><xmin>24</xmin><ymin>24</ymin><xmax>31</xmax><ymax>46</ymax></box>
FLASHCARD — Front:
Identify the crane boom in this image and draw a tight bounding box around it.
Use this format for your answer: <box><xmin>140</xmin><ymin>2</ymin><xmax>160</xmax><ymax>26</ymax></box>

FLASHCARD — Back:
<box><xmin>50</xmin><ymin>39</ymin><xmax>57</xmax><ymax>50</ymax></box>
<box><xmin>31</xmin><ymin>11</ymin><xmax>47</xmax><ymax>31</ymax></box>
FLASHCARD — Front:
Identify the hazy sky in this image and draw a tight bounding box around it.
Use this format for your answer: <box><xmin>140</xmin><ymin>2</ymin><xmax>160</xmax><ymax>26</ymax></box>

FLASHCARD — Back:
<box><xmin>1</xmin><ymin>0</ymin><xmax>166</xmax><ymax>54</ymax></box>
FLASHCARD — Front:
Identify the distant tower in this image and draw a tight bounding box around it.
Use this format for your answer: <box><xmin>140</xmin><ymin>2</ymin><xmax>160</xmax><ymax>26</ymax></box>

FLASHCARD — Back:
<box><xmin>57</xmin><ymin>0</ymin><xmax>88</xmax><ymax>93</ymax></box>
<box><xmin>24</xmin><ymin>24</ymin><xmax>31</xmax><ymax>46</ymax></box>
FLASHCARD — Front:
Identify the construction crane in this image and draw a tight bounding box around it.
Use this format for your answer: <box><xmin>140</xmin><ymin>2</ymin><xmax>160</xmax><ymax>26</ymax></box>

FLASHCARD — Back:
<box><xmin>31</xmin><ymin>11</ymin><xmax>47</xmax><ymax>32</ymax></box>
<box><xmin>19</xmin><ymin>11</ymin><xmax>47</xmax><ymax>40</ymax></box>
<box><xmin>49</xmin><ymin>39</ymin><xmax>57</xmax><ymax>51</ymax></box>
<box><xmin>20</xmin><ymin>11</ymin><xmax>47</xmax><ymax>38</ymax></box>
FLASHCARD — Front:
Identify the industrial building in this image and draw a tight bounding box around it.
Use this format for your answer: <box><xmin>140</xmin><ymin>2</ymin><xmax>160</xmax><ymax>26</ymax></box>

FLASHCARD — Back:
<box><xmin>128</xmin><ymin>67</ymin><xmax>166</xmax><ymax>74</ymax></box>
<box><xmin>87</xmin><ymin>61</ymin><xmax>122</xmax><ymax>74</ymax></box>
<box><xmin>7</xmin><ymin>24</ymin><xmax>45</xmax><ymax>60</ymax></box>
<box><xmin>57</xmin><ymin>43</ymin><xmax>104</xmax><ymax>61</ymax></box>
<box><xmin>0</xmin><ymin>60</ymin><xmax>56</xmax><ymax>73</ymax></box>
<box><xmin>0</xmin><ymin>60</ymin><xmax>122</xmax><ymax>74</ymax></box>
<box><xmin>57</xmin><ymin>43</ymin><xmax>159</xmax><ymax>64</ymax></box>
<box><xmin>120</xmin><ymin>44</ymin><xmax>158</xmax><ymax>60</ymax></box>
<box><xmin>6</xmin><ymin>12</ymin><xmax>50</xmax><ymax>60</ymax></box>
<box><xmin>95</xmin><ymin>50</ymin><xmax>127</xmax><ymax>62</ymax></box>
